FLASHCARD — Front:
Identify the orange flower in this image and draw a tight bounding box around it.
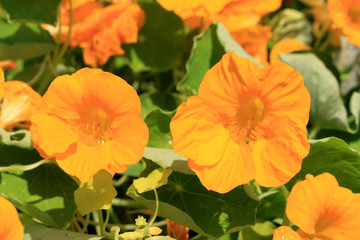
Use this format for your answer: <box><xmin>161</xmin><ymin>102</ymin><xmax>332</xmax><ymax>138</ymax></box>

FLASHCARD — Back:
<box><xmin>0</xmin><ymin>81</ymin><xmax>42</xmax><ymax>130</ymax></box>
<box><xmin>231</xmin><ymin>25</ymin><xmax>272</xmax><ymax>66</ymax></box>
<box><xmin>270</xmin><ymin>39</ymin><xmax>310</xmax><ymax>64</ymax></box>
<box><xmin>30</xmin><ymin>68</ymin><xmax>149</xmax><ymax>182</ymax></box>
<box><xmin>0</xmin><ymin>68</ymin><xmax>4</xmax><ymax>100</ymax></box>
<box><xmin>328</xmin><ymin>0</ymin><xmax>360</xmax><ymax>47</ymax></box>
<box><xmin>0</xmin><ymin>60</ymin><xmax>16</xmax><ymax>70</ymax></box>
<box><xmin>0</xmin><ymin>196</ymin><xmax>23</xmax><ymax>240</ymax></box>
<box><xmin>170</xmin><ymin>52</ymin><xmax>310</xmax><ymax>193</ymax></box>
<box><xmin>286</xmin><ymin>173</ymin><xmax>360</xmax><ymax>240</ymax></box>
<box><xmin>273</xmin><ymin>226</ymin><xmax>302</xmax><ymax>240</ymax></box>
<box><xmin>55</xmin><ymin>0</ymin><xmax>144</xmax><ymax>67</ymax></box>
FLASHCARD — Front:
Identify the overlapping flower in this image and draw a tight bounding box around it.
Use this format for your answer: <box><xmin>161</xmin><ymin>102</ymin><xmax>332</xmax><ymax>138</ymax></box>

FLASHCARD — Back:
<box><xmin>0</xmin><ymin>196</ymin><xmax>23</xmax><ymax>240</ymax></box>
<box><xmin>170</xmin><ymin>51</ymin><xmax>310</xmax><ymax>193</ymax></box>
<box><xmin>30</xmin><ymin>68</ymin><xmax>149</xmax><ymax>182</ymax></box>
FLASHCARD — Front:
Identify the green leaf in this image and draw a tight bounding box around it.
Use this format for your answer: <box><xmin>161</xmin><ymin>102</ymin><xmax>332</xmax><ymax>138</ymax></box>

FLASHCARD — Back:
<box><xmin>124</xmin><ymin>1</ymin><xmax>185</xmax><ymax>71</ymax></box>
<box><xmin>145</xmin><ymin>109</ymin><xmax>174</xmax><ymax>149</ymax></box>
<box><xmin>123</xmin><ymin>163</ymin><xmax>145</xmax><ymax>177</ymax></box>
<box><xmin>133</xmin><ymin>168</ymin><xmax>172</xmax><ymax>193</ymax></box>
<box><xmin>256</xmin><ymin>189</ymin><xmax>286</xmax><ymax>222</ymax></box>
<box><xmin>0</xmin><ymin>0</ymin><xmax>62</xmax><ymax>25</ymax></box>
<box><xmin>21</xmin><ymin>215</ymin><xmax>105</xmax><ymax>240</ymax></box>
<box><xmin>287</xmin><ymin>137</ymin><xmax>360</xmax><ymax>193</ymax></box>
<box><xmin>0</xmin><ymin>20</ymin><xmax>56</xmax><ymax>60</ymax></box>
<box><xmin>140</xmin><ymin>92</ymin><xmax>185</xmax><ymax>119</ymax></box>
<box><xmin>74</xmin><ymin>170</ymin><xmax>117</xmax><ymax>216</ymax></box>
<box><xmin>128</xmin><ymin>171</ymin><xmax>259</xmax><ymax>238</ymax></box>
<box><xmin>0</xmin><ymin>129</ymin><xmax>77</xmax><ymax>229</ymax></box>
<box><xmin>280</xmin><ymin>53</ymin><xmax>359</xmax><ymax>133</ymax></box>
<box><xmin>143</xmin><ymin>147</ymin><xmax>193</xmax><ymax>175</ymax></box>
<box><xmin>238</xmin><ymin>222</ymin><xmax>275</xmax><ymax>240</ymax></box>
<box><xmin>178</xmin><ymin>23</ymin><xmax>260</xmax><ymax>95</ymax></box>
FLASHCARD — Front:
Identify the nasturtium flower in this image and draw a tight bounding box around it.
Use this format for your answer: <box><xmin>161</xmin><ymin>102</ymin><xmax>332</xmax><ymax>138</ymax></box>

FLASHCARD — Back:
<box><xmin>0</xmin><ymin>196</ymin><xmax>23</xmax><ymax>240</ymax></box>
<box><xmin>272</xmin><ymin>226</ymin><xmax>302</xmax><ymax>240</ymax></box>
<box><xmin>0</xmin><ymin>68</ymin><xmax>4</xmax><ymax>100</ymax></box>
<box><xmin>30</xmin><ymin>68</ymin><xmax>149</xmax><ymax>182</ymax></box>
<box><xmin>286</xmin><ymin>173</ymin><xmax>360</xmax><ymax>240</ymax></box>
<box><xmin>270</xmin><ymin>38</ymin><xmax>310</xmax><ymax>64</ymax></box>
<box><xmin>0</xmin><ymin>81</ymin><xmax>42</xmax><ymax>131</ymax></box>
<box><xmin>170</xmin><ymin>52</ymin><xmax>310</xmax><ymax>193</ymax></box>
<box><xmin>328</xmin><ymin>0</ymin><xmax>360</xmax><ymax>47</ymax></box>
<box><xmin>55</xmin><ymin>0</ymin><xmax>144</xmax><ymax>67</ymax></box>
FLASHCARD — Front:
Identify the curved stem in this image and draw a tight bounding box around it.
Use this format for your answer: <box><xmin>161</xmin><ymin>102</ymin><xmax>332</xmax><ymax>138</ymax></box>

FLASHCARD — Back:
<box><xmin>81</xmin><ymin>214</ymin><xmax>90</xmax><ymax>233</ymax></box>
<box><xmin>0</xmin><ymin>159</ymin><xmax>53</xmax><ymax>172</ymax></box>
<box><xmin>113</xmin><ymin>175</ymin><xmax>128</xmax><ymax>187</ymax></box>
<box><xmin>111</xmin><ymin>198</ymin><xmax>144</xmax><ymax>208</ymax></box>
<box><xmin>148</xmin><ymin>189</ymin><xmax>159</xmax><ymax>227</ymax></box>
<box><xmin>281</xmin><ymin>186</ymin><xmax>290</xmax><ymax>226</ymax></box>
<box><xmin>27</xmin><ymin>56</ymin><xmax>48</xmax><ymax>86</ymax></box>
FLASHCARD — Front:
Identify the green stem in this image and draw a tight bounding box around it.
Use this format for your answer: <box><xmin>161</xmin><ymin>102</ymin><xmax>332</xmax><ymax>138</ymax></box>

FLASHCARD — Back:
<box><xmin>308</xmin><ymin>126</ymin><xmax>320</xmax><ymax>139</ymax></box>
<box><xmin>109</xmin><ymin>207</ymin><xmax>121</xmax><ymax>224</ymax></box>
<box><xmin>280</xmin><ymin>186</ymin><xmax>290</xmax><ymax>226</ymax></box>
<box><xmin>0</xmin><ymin>159</ymin><xmax>53</xmax><ymax>172</ymax></box>
<box><xmin>314</xmin><ymin>24</ymin><xmax>330</xmax><ymax>49</ymax></box>
<box><xmin>319</xmin><ymin>28</ymin><xmax>339</xmax><ymax>52</ymax></box>
<box><xmin>113</xmin><ymin>175</ymin><xmax>128</xmax><ymax>187</ymax></box>
<box><xmin>111</xmin><ymin>198</ymin><xmax>144</xmax><ymax>208</ymax></box>
<box><xmin>92</xmin><ymin>211</ymin><xmax>101</xmax><ymax>235</ymax></box>
<box><xmin>27</xmin><ymin>56</ymin><xmax>48</xmax><ymax>86</ymax></box>
<box><xmin>81</xmin><ymin>214</ymin><xmax>90</xmax><ymax>233</ymax></box>
<box><xmin>148</xmin><ymin>189</ymin><xmax>159</xmax><ymax>227</ymax></box>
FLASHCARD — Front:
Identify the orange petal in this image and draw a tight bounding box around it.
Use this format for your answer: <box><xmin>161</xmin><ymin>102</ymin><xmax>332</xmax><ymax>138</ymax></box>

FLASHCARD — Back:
<box><xmin>57</xmin><ymin>142</ymin><xmax>112</xmax><ymax>182</ymax></box>
<box><xmin>253</xmin><ymin>116</ymin><xmax>309</xmax><ymax>186</ymax></box>
<box><xmin>0</xmin><ymin>196</ymin><xmax>23</xmax><ymax>240</ymax></box>
<box><xmin>0</xmin><ymin>81</ymin><xmax>42</xmax><ymax>130</ymax></box>
<box><xmin>107</xmin><ymin>116</ymin><xmax>149</xmax><ymax>172</ymax></box>
<box><xmin>256</xmin><ymin>63</ymin><xmax>311</xmax><ymax>127</ymax></box>
<box><xmin>272</xmin><ymin>226</ymin><xmax>302</xmax><ymax>240</ymax></box>
<box><xmin>170</xmin><ymin>96</ymin><xmax>229</xmax><ymax>167</ymax></box>
<box><xmin>30</xmin><ymin>112</ymin><xmax>78</xmax><ymax>157</ymax></box>
<box><xmin>199</xmin><ymin>51</ymin><xmax>260</xmax><ymax>116</ymax></box>
<box><xmin>270</xmin><ymin>38</ymin><xmax>310</xmax><ymax>64</ymax></box>
<box><xmin>189</xmin><ymin>140</ymin><xmax>254</xmax><ymax>193</ymax></box>
<box><xmin>286</xmin><ymin>173</ymin><xmax>360</xmax><ymax>240</ymax></box>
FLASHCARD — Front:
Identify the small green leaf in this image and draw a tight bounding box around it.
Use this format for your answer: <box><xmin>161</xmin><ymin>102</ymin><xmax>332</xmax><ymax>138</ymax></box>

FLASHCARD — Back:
<box><xmin>238</xmin><ymin>222</ymin><xmax>276</xmax><ymax>240</ymax></box>
<box><xmin>0</xmin><ymin>20</ymin><xmax>56</xmax><ymax>60</ymax></box>
<box><xmin>145</xmin><ymin>109</ymin><xmax>174</xmax><ymax>149</ymax></box>
<box><xmin>178</xmin><ymin>23</ymin><xmax>260</xmax><ymax>95</ymax></box>
<box><xmin>0</xmin><ymin>0</ymin><xmax>62</xmax><ymax>25</ymax></box>
<box><xmin>143</xmin><ymin>147</ymin><xmax>193</xmax><ymax>175</ymax></box>
<box><xmin>281</xmin><ymin>53</ymin><xmax>359</xmax><ymax>133</ymax></box>
<box><xmin>74</xmin><ymin>170</ymin><xmax>117</xmax><ymax>215</ymax></box>
<box><xmin>133</xmin><ymin>168</ymin><xmax>172</xmax><ymax>193</ymax></box>
<box><xmin>140</xmin><ymin>92</ymin><xmax>185</xmax><ymax>119</ymax></box>
<box><xmin>124</xmin><ymin>1</ymin><xmax>185</xmax><ymax>71</ymax></box>
<box><xmin>0</xmin><ymin>128</ymin><xmax>32</xmax><ymax>149</ymax></box>
<box><xmin>128</xmin><ymin>171</ymin><xmax>259</xmax><ymax>238</ymax></box>
<box><xmin>287</xmin><ymin>137</ymin><xmax>360</xmax><ymax>193</ymax></box>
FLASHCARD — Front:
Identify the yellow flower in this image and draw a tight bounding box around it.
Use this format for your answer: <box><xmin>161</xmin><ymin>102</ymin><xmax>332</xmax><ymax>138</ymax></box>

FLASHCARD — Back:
<box><xmin>328</xmin><ymin>0</ymin><xmax>360</xmax><ymax>47</ymax></box>
<box><xmin>270</xmin><ymin>38</ymin><xmax>310</xmax><ymax>64</ymax></box>
<box><xmin>30</xmin><ymin>68</ymin><xmax>149</xmax><ymax>182</ymax></box>
<box><xmin>0</xmin><ymin>196</ymin><xmax>23</xmax><ymax>240</ymax></box>
<box><xmin>0</xmin><ymin>81</ymin><xmax>42</xmax><ymax>131</ymax></box>
<box><xmin>286</xmin><ymin>173</ymin><xmax>360</xmax><ymax>240</ymax></box>
<box><xmin>272</xmin><ymin>226</ymin><xmax>302</xmax><ymax>240</ymax></box>
<box><xmin>170</xmin><ymin>52</ymin><xmax>310</xmax><ymax>193</ymax></box>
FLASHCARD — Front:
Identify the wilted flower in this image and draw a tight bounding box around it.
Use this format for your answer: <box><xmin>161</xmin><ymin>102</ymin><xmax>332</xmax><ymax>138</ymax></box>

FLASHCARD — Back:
<box><xmin>286</xmin><ymin>173</ymin><xmax>360</xmax><ymax>240</ymax></box>
<box><xmin>328</xmin><ymin>0</ymin><xmax>360</xmax><ymax>47</ymax></box>
<box><xmin>30</xmin><ymin>68</ymin><xmax>149</xmax><ymax>182</ymax></box>
<box><xmin>170</xmin><ymin>52</ymin><xmax>310</xmax><ymax>193</ymax></box>
<box><xmin>0</xmin><ymin>81</ymin><xmax>42</xmax><ymax>131</ymax></box>
<box><xmin>270</xmin><ymin>38</ymin><xmax>310</xmax><ymax>64</ymax></box>
<box><xmin>0</xmin><ymin>196</ymin><xmax>23</xmax><ymax>240</ymax></box>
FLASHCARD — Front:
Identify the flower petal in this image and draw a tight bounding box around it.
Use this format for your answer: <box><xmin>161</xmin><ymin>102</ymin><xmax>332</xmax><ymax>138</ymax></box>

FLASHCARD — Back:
<box><xmin>170</xmin><ymin>96</ymin><xmax>229</xmax><ymax>167</ymax></box>
<box><xmin>30</xmin><ymin>112</ymin><xmax>78</xmax><ymax>157</ymax></box>
<box><xmin>107</xmin><ymin>116</ymin><xmax>149</xmax><ymax>172</ymax></box>
<box><xmin>57</xmin><ymin>142</ymin><xmax>112</xmax><ymax>182</ymax></box>
<box><xmin>189</xmin><ymin>140</ymin><xmax>254</xmax><ymax>193</ymax></box>
<box><xmin>272</xmin><ymin>226</ymin><xmax>302</xmax><ymax>240</ymax></box>
<box><xmin>0</xmin><ymin>196</ymin><xmax>23</xmax><ymax>240</ymax></box>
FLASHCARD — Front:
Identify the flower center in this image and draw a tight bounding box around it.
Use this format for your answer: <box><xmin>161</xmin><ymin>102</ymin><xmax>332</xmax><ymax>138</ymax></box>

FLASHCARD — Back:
<box><xmin>226</xmin><ymin>95</ymin><xmax>265</xmax><ymax>144</ymax></box>
<box><xmin>348</xmin><ymin>3</ymin><xmax>360</xmax><ymax>24</ymax></box>
<box><xmin>77</xmin><ymin>105</ymin><xmax>112</xmax><ymax>146</ymax></box>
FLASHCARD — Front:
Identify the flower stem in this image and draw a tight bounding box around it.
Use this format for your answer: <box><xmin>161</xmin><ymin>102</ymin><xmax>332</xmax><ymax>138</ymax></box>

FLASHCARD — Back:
<box><xmin>148</xmin><ymin>188</ymin><xmax>159</xmax><ymax>227</ymax></box>
<box><xmin>111</xmin><ymin>198</ymin><xmax>144</xmax><ymax>208</ymax></box>
<box><xmin>281</xmin><ymin>186</ymin><xmax>290</xmax><ymax>226</ymax></box>
<box><xmin>0</xmin><ymin>159</ymin><xmax>53</xmax><ymax>172</ymax></box>
<box><xmin>113</xmin><ymin>175</ymin><xmax>128</xmax><ymax>187</ymax></box>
